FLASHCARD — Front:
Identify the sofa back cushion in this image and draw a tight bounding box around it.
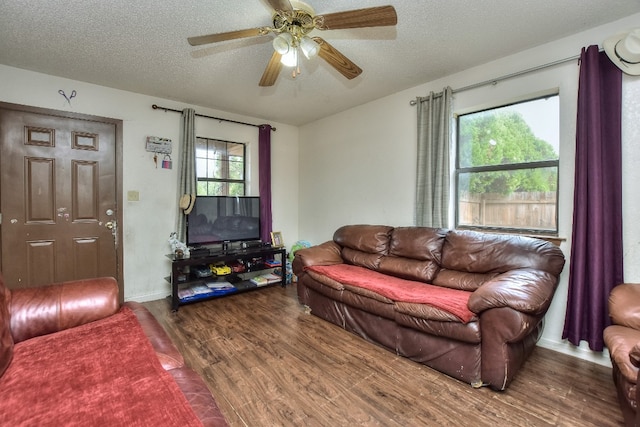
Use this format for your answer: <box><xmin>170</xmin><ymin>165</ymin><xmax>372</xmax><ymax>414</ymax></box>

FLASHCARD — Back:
<box><xmin>0</xmin><ymin>274</ymin><xmax>14</xmax><ymax>378</ymax></box>
<box><xmin>439</xmin><ymin>229</ymin><xmax>565</xmax><ymax>276</ymax></box>
<box><xmin>432</xmin><ymin>269</ymin><xmax>500</xmax><ymax>291</ymax></box>
<box><xmin>334</xmin><ymin>225</ymin><xmax>393</xmax><ymax>270</ymax></box>
<box><xmin>378</xmin><ymin>227</ymin><xmax>447</xmax><ymax>282</ymax></box>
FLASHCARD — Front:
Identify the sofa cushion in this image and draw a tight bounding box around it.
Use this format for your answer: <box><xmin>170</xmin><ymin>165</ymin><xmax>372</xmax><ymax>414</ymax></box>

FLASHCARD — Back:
<box><xmin>0</xmin><ymin>275</ymin><xmax>13</xmax><ymax>378</ymax></box>
<box><xmin>306</xmin><ymin>269</ymin><xmax>345</xmax><ymax>291</ymax></box>
<box><xmin>303</xmin><ymin>270</ymin><xmax>395</xmax><ymax>319</ymax></box>
<box><xmin>378</xmin><ymin>257</ymin><xmax>439</xmax><ymax>283</ymax></box>
<box><xmin>342</xmin><ymin>247</ymin><xmax>386</xmax><ymax>271</ymax></box>
<box><xmin>334</xmin><ymin>225</ymin><xmax>392</xmax><ymax>270</ymax></box>
<box><xmin>394</xmin><ymin>302</ymin><xmax>480</xmax><ymax>343</ymax></box>
<box><xmin>0</xmin><ymin>306</ymin><xmax>204</xmax><ymax>426</ymax></box>
<box><xmin>433</xmin><ymin>269</ymin><xmax>499</xmax><ymax>291</ymax></box>
<box><xmin>342</xmin><ymin>283</ymin><xmax>393</xmax><ymax>304</ymax></box>
<box><xmin>378</xmin><ymin>227</ymin><xmax>446</xmax><ymax>282</ymax></box>
<box><xmin>440</xmin><ymin>230</ymin><xmax>565</xmax><ymax>276</ymax></box>
<box><xmin>394</xmin><ymin>300</ymin><xmax>477</xmax><ymax>323</ymax></box>
<box><xmin>333</xmin><ymin>225</ymin><xmax>393</xmax><ymax>254</ymax></box>
<box><xmin>307</xmin><ymin>264</ymin><xmax>474</xmax><ymax>323</ymax></box>
<box><xmin>388</xmin><ymin>226</ymin><xmax>447</xmax><ymax>262</ymax></box>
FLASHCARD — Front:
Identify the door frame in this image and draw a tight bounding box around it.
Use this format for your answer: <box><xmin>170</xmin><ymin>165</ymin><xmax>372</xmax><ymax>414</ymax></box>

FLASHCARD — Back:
<box><xmin>0</xmin><ymin>101</ymin><xmax>124</xmax><ymax>299</ymax></box>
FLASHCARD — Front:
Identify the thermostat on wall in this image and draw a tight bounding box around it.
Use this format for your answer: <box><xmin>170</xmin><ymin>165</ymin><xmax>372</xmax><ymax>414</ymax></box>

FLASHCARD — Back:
<box><xmin>145</xmin><ymin>136</ymin><xmax>172</xmax><ymax>154</ymax></box>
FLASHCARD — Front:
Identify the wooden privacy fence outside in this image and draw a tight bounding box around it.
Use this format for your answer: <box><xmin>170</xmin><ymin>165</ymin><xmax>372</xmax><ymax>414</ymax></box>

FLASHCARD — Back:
<box><xmin>458</xmin><ymin>191</ymin><xmax>557</xmax><ymax>230</ymax></box>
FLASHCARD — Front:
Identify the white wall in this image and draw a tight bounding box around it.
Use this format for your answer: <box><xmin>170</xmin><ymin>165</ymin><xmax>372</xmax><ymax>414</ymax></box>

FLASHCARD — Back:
<box><xmin>0</xmin><ymin>64</ymin><xmax>300</xmax><ymax>302</ymax></box>
<box><xmin>298</xmin><ymin>13</ymin><xmax>640</xmax><ymax>365</ymax></box>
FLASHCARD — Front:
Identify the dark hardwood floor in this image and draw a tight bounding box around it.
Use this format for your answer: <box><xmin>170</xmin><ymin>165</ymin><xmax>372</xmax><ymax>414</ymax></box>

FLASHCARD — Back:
<box><xmin>143</xmin><ymin>283</ymin><xmax>624</xmax><ymax>426</ymax></box>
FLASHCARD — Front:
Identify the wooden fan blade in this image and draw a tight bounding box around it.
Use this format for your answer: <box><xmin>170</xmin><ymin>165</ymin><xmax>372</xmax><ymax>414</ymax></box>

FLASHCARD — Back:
<box><xmin>316</xmin><ymin>5</ymin><xmax>397</xmax><ymax>30</ymax></box>
<box><xmin>188</xmin><ymin>28</ymin><xmax>264</xmax><ymax>46</ymax></box>
<box><xmin>313</xmin><ymin>37</ymin><xmax>362</xmax><ymax>80</ymax></box>
<box><xmin>259</xmin><ymin>51</ymin><xmax>283</xmax><ymax>87</ymax></box>
<box><xmin>266</xmin><ymin>0</ymin><xmax>293</xmax><ymax>12</ymax></box>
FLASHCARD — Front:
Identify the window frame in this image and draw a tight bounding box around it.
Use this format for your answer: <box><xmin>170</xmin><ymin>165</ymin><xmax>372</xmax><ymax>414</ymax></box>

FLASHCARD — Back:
<box><xmin>195</xmin><ymin>137</ymin><xmax>247</xmax><ymax>196</ymax></box>
<box><xmin>454</xmin><ymin>95</ymin><xmax>560</xmax><ymax>236</ymax></box>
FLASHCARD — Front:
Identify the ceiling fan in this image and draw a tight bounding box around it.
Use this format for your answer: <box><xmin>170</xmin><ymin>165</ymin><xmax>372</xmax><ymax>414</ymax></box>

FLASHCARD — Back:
<box><xmin>187</xmin><ymin>1</ymin><xmax>397</xmax><ymax>86</ymax></box>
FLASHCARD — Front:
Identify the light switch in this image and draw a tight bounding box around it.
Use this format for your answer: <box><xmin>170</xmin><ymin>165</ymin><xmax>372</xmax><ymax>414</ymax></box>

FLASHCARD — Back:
<box><xmin>127</xmin><ymin>190</ymin><xmax>140</xmax><ymax>201</ymax></box>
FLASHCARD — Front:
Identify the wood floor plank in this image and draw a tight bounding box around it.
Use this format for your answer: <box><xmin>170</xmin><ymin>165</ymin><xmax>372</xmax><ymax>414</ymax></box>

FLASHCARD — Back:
<box><xmin>143</xmin><ymin>284</ymin><xmax>625</xmax><ymax>426</ymax></box>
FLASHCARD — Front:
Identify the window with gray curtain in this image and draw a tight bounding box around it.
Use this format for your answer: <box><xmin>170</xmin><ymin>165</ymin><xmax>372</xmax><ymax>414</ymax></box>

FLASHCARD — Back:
<box><xmin>455</xmin><ymin>95</ymin><xmax>559</xmax><ymax>234</ymax></box>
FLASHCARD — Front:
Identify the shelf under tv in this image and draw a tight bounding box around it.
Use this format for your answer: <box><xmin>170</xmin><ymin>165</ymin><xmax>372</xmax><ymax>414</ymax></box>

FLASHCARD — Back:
<box><xmin>166</xmin><ymin>245</ymin><xmax>287</xmax><ymax>311</ymax></box>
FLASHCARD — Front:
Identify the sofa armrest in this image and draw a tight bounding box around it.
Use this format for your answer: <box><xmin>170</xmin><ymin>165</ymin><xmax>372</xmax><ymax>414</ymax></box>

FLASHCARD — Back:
<box><xmin>292</xmin><ymin>241</ymin><xmax>343</xmax><ymax>275</ymax></box>
<box><xmin>125</xmin><ymin>301</ymin><xmax>185</xmax><ymax>370</ymax></box>
<box><xmin>479</xmin><ymin>307</ymin><xmax>544</xmax><ymax>389</ymax></box>
<box><xmin>468</xmin><ymin>268</ymin><xmax>559</xmax><ymax>316</ymax></box>
<box><xmin>609</xmin><ymin>283</ymin><xmax>640</xmax><ymax>330</ymax></box>
<box><xmin>168</xmin><ymin>367</ymin><xmax>229</xmax><ymax>427</ymax></box>
<box><xmin>9</xmin><ymin>277</ymin><xmax>120</xmax><ymax>343</ymax></box>
<box><xmin>630</xmin><ymin>342</ymin><xmax>640</xmax><ymax>369</ymax></box>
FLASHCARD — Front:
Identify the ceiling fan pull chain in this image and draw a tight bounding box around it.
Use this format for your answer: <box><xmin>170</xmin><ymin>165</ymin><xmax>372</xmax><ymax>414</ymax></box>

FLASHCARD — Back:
<box><xmin>291</xmin><ymin>48</ymin><xmax>300</xmax><ymax>79</ymax></box>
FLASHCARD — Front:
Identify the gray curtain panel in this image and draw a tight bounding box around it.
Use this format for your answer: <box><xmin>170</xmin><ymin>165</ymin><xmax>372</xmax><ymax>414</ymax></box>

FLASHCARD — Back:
<box><xmin>177</xmin><ymin>108</ymin><xmax>197</xmax><ymax>242</ymax></box>
<box><xmin>415</xmin><ymin>87</ymin><xmax>452</xmax><ymax>228</ymax></box>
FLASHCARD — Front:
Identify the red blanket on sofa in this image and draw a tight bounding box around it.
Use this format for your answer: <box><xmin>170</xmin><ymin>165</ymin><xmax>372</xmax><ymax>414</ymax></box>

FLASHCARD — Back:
<box><xmin>307</xmin><ymin>264</ymin><xmax>474</xmax><ymax>323</ymax></box>
<box><xmin>0</xmin><ymin>307</ymin><xmax>203</xmax><ymax>426</ymax></box>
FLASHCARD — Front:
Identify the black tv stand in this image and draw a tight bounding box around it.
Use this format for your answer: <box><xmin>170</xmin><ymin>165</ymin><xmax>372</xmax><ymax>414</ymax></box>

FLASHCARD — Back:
<box><xmin>166</xmin><ymin>246</ymin><xmax>286</xmax><ymax>311</ymax></box>
<box><xmin>189</xmin><ymin>247</ymin><xmax>211</xmax><ymax>258</ymax></box>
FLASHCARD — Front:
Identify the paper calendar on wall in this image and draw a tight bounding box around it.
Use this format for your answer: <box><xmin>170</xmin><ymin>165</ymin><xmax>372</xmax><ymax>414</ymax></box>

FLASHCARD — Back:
<box><xmin>145</xmin><ymin>136</ymin><xmax>172</xmax><ymax>154</ymax></box>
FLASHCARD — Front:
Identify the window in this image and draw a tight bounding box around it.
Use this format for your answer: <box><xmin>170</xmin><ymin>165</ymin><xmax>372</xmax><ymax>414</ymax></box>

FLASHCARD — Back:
<box><xmin>195</xmin><ymin>137</ymin><xmax>246</xmax><ymax>196</ymax></box>
<box><xmin>455</xmin><ymin>95</ymin><xmax>559</xmax><ymax>234</ymax></box>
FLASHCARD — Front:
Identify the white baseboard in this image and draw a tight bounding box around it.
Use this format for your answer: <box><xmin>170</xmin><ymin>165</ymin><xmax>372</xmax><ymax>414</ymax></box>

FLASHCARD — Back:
<box><xmin>538</xmin><ymin>337</ymin><xmax>611</xmax><ymax>367</ymax></box>
<box><xmin>125</xmin><ymin>290</ymin><xmax>170</xmax><ymax>304</ymax></box>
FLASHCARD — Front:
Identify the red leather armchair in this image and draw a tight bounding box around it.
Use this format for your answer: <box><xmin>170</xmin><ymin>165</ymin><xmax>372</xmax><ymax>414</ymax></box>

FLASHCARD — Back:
<box><xmin>604</xmin><ymin>283</ymin><xmax>640</xmax><ymax>426</ymax></box>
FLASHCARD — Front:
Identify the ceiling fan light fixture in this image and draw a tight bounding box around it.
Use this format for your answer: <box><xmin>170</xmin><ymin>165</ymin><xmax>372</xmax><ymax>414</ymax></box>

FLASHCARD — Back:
<box><xmin>300</xmin><ymin>36</ymin><xmax>320</xmax><ymax>59</ymax></box>
<box><xmin>188</xmin><ymin>3</ymin><xmax>397</xmax><ymax>86</ymax></box>
<box><xmin>272</xmin><ymin>32</ymin><xmax>294</xmax><ymax>54</ymax></box>
<box><xmin>281</xmin><ymin>48</ymin><xmax>298</xmax><ymax>67</ymax></box>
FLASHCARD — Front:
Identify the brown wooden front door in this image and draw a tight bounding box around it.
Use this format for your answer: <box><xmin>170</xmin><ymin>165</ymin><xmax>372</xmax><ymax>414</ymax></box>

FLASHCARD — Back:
<box><xmin>0</xmin><ymin>103</ymin><xmax>122</xmax><ymax>296</ymax></box>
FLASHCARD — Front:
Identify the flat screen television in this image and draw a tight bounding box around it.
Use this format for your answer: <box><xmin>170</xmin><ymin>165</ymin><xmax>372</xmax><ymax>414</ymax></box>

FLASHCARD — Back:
<box><xmin>186</xmin><ymin>196</ymin><xmax>261</xmax><ymax>247</ymax></box>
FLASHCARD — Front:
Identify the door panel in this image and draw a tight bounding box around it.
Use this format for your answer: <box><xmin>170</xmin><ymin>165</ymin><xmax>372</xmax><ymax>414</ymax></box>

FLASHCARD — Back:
<box><xmin>0</xmin><ymin>104</ymin><xmax>122</xmax><ymax>295</ymax></box>
<box><xmin>73</xmin><ymin>160</ymin><xmax>99</xmax><ymax>219</ymax></box>
<box><xmin>73</xmin><ymin>237</ymin><xmax>100</xmax><ymax>279</ymax></box>
<box><xmin>26</xmin><ymin>157</ymin><xmax>56</xmax><ymax>222</ymax></box>
<box><xmin>26</xmin><ymin>240</ymin><xmax>55</xmax><ymax>285</ymax></box>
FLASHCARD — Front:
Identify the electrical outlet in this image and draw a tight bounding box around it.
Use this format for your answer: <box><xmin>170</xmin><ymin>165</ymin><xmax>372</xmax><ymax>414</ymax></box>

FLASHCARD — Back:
<box><xmin>127</xmin><ymin>190</ymin><xmax>140</xmax><ymax>201</ymax></box>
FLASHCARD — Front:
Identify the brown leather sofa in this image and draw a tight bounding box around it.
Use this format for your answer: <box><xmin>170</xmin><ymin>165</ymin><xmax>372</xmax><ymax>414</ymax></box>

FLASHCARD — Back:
<box><xmin>293</xmin><ymin>225</ymin><xmax>565</xmax><ymax>390</ymax></box>
<box><xmin>0</xmin><ymin>275</ymin><xmax>227</xmax><ymax>426</ymax></box>
<box><xmin>604</xmin><ymin>283</ymin><xmax>640</xmax><ymax>426</ymax></box>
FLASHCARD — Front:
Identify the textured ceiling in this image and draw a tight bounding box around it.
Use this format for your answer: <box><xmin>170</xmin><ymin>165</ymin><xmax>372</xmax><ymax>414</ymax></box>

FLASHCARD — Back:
<box><xmin>0</xmin><ymin>0</ymin><xmax>638</xmax><ymax>126</ymax></box>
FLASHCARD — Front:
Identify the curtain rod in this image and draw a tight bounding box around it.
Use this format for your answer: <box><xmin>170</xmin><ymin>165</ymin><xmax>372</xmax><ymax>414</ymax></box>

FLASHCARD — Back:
<box><xmin>151</xmin><ymin>104</ymin><xmax>276</xmax><ymax>131</ymax></box>
<box><xmin>409</xmin><ymin>53</ymin><xmax>582</xmax><ymax>105</ymax></box>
